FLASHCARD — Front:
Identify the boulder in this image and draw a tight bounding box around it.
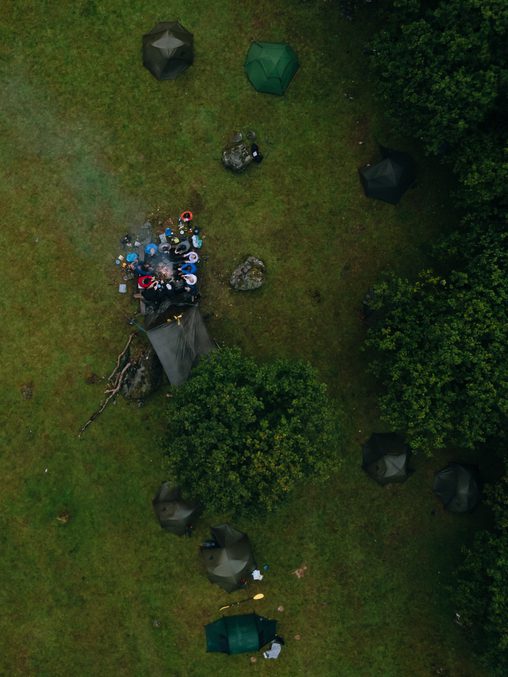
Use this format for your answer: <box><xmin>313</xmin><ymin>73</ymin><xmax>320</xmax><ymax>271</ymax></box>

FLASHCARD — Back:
<box><xmin>230</xmin><ymin>256</ymin><xmax>266</xmax><ymax>291</ymax></box>
<box><xmin>222</xmin><ymin>141</ymin><xmax>253</xmax><ymax>173</ymax></box>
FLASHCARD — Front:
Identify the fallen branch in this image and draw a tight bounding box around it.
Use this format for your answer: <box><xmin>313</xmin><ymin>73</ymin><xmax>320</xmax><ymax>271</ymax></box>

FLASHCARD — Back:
<box><xmin>79</xmin><ymin>361</ymin><xmax>132</xmax><ymax>437</ymax></box>
<box><xmin>79</xmin><ymin>333</ymin><xmax>137</xmax><ymax>437</ymax></box>
<box><xmin>106</xmin><ymin>332</ymin><xmax>136</xmax><ymax>385</ymax></box>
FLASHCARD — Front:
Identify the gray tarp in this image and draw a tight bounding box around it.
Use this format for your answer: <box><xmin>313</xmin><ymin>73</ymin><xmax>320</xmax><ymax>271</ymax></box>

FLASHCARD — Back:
<box><xmin>146</xmin><ymin>306</ymin><xmax>214</xmax><ymax>385</ymax></box>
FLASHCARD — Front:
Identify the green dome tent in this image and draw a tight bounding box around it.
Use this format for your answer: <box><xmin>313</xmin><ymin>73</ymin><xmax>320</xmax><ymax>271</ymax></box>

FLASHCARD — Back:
<box><xmin>205</xmin><ymin>613</ymin><xmax>277</xmax><ymax>655</ymax></box>
<box><xmin>244</xmin><ymin>42</ymin><xmax>299</xmax><ymax>95</ymax></box>
<box><xmin>201</xmin><ymin>524</ymin><xmax>256</xmax><ymax>592</ymax></box>
<box><xmin>362</xmin><ymin>433</ymin><xmax>411</xmax><ymax>485</ymax></box>
<box><xmin>433</xmin><ymin>464</ymin><xmax>480</xmax><ymax>513</ymax></box>
<box><xmin>152</xmin><ymin>483</ymin><xmax>200</xmax><ymax>535</ymax></box>
<box><xmin>142</xmin><ymin>21</ymin><xmax>194</xmax><ymax>80</ymax></box>
<box><xmin>359</xmin><ymin>147</ymin><xmax>416</xmax><ymax>205</ymax></box>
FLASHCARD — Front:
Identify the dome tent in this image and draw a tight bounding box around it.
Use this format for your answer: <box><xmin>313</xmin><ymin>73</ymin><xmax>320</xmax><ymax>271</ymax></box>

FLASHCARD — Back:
<box><xmin>201</xmin><ymin>524</ymin><xmax>256</xmax><ymax>592</ymax></box>
<box><xmin>359</xmin><ymin>147</ymin><xmax>416</xmax><ymax>204</ymax></box>
<box><xmin>205</xmin><ymin>613</ymin><xmax>277</xmax><ymax>655</ymax></box>
<box><xmin>152</xmin><ymin>483</ymin><xmax>200</xmax><ymax>535</ymax></box>
<box><xmin>142</xmin><ymin>21</ymin><xmax>194</xmax><ymax>81</ymax></box>
<box><xmin>244</xmin><ymin>42</ymin><xmax>299</xmax><ymax>95</ymax></box>
<box><xmin>433</xmin><ymin>463</ymin><xmax>480</xmax><ymax>513</ymax></box>
<box><xmin>362</xmin><ymin>433</ymin><xmax>411</xmax><ymax>485</ymax></box>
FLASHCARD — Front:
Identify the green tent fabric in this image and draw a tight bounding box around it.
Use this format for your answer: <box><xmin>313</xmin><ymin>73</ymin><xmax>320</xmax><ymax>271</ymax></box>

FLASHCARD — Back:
<box><xmin>146</xmin><ymin>306</ymin><xmax>214</xmax><ymax>386</ymax></box>
<box><xmin>205</xmin><ymin>613</ymin><xmax>277</xmax><ymax>654</ymax></box>
<box><xmin>359</xmin><ymin>148</ymin><xmax>416</xmax><ymax>204</ymax></box>
<box><xmin>152</xmin><ymin>483</ymin><xmax>201</xmax><ymax>535</ymax></box>
<box><xmin>244</xmin><ymin>42</ymin><xmax>299</xmax><ymax>95</ymax></box>
<box><xmin>362</xmin><ymin>433</ymin><xmax>411</xmax><ymax>485</ymax></box>
<box><xmin>433</xmin><ymin>463</ymin><xmax>480</xmax><ymax>513</ymax></box>
<box><xmin>142</xmin><ymin>21</ymin><xmax>194</xmax><ymax>80</ymax></box>
<box><xmin>201</xmin><ymin>524</ymin><xmax>256</xmax><ymax>592</ymax></box>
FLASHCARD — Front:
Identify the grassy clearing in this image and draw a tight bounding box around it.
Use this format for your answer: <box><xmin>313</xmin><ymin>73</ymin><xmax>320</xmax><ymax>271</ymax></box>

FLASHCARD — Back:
<box><xmin>0</xmin><ymin>1</ymin><xmax>487</xmax><ymax>675</ymax></box>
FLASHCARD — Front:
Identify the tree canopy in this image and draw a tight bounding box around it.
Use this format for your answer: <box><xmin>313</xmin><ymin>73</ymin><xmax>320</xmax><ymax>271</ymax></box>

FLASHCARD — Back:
<box><xmin>161</xmin><ymin>348</ymin><xmax>341</xmax><ymax>514</ymax></box>
<box><xmin>372</xmin><ymin>0</ymin><xmax>508</xmax><ymax>156</ymax></box>
<box><xmin>365</xmin><ymin>225</ymin><xmax>508</xmax><ymax>453</ymax></box>
<box><xmin>454</xmin><ymin>472</ymin><xmax>508</xmax><ymax>674</ymax></box>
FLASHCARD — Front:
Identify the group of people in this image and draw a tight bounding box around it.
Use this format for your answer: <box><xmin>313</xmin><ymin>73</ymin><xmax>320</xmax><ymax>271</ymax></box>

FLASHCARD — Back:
<box><xmin>120</xmin><ymin>211</ymin><xmax>203</xmax><ymax>311</ymax></box>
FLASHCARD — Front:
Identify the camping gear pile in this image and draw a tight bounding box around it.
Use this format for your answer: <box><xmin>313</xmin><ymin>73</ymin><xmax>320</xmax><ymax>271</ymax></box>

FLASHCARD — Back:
<box><xmin>115</xmin><ymin>212</ymin><xmax>213</xmax><ymax>387</ymax></box>
<box><xmin>116</xmin><ymin>210</ymin><xmax>202</xmax><ymax>310</ymax></box>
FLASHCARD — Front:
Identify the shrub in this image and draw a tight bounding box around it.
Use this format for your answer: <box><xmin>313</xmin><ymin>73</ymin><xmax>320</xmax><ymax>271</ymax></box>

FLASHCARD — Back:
<box><xmin>454</xmin><ymin>474</ymin><xmax>508</xmax><ymax>675</ymax></box>
<box><xmin>365</xmin><ymin>226</ymin><xmax>508</xmax><ymax>452</ymax></box>
<box><xmin>161</xmin><ymin>348</ymin><xmax>341</xmax><ymax>514</ymax></box>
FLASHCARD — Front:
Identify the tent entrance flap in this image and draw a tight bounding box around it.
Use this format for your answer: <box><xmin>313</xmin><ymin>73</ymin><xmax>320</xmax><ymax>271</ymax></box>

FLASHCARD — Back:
<box><xmin>146</xmin><ymin>306</ymin><xmax>213</xmax><ymax>385</ymax></box>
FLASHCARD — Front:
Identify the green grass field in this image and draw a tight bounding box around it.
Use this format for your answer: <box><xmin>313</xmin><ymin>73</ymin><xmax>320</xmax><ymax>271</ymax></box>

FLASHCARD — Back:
<box><xmin>0</xmin><ymin>1</ymin><xmax>489</xmax><ymax>675</ymax></box>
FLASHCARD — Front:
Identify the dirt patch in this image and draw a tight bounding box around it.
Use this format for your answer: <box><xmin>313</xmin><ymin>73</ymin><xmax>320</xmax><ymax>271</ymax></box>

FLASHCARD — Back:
<box><xmin>351</xmin><ymin>114</ymin><xmax>371</xmax><ymax>146</ymax></box>
<box><xmin>20</xmin><ymin>381</ymin><xmax>34</xmax><ymax>400</ymax></box>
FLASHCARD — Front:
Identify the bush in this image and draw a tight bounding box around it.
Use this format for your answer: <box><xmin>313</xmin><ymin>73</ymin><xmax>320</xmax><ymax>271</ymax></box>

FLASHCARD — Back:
<box><xmin>161</xmin><ymin>348</ymin><xmax>341</xmax><ymax>514</ymax></box>
<box><xmin>365</xmin><ymin>226</ymin><xmax>508</xmax><ymax>452</ymax></box>
<box><xmin>454</xmin><ymin>474</ymin><xmax>508</xmax><ymax>674</ymax></box>
<box><xmin>371</xmin><ymin>0</ymin><xmax>508</xmax><ymax>154</ymax></box>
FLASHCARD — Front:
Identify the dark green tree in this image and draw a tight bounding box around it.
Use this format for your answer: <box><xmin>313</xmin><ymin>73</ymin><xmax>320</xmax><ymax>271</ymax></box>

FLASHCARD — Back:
<box><xmin>454</xmin><ymin>473</ymin><xmax>508</xmax><ymax>674</ymax></box>
<box><xmin>365</xmin><ymin>226</ymin><xmax>508</xmax><ymax>453</ymax></box>
<box><xmin>372</xmin><ymin>0</ymin><xmax>508</xmax><ymax>155</ymax></box>
<box><xmin>450</xmin><ymin>129</ymin><xmax>508</xmax><ymax>216</ymax></box>
<box><xmin>161</xmin><ymin>348</ymin><xmax>341</xmax><ymax>514</ymax></box>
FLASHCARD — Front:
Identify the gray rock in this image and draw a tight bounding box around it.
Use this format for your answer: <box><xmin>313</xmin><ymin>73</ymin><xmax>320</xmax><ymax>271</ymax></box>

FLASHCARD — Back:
<box><xmin>122</xmin><ymin>344</ymin><xmax>163</xmax><ymax>400</ymax></box>
<box><xmin>246</xmin><ymin>130</ymin><xmax>256</xmax><ymax>141</ymax></box>
<box><xmin>230</xmin><ymin>256</ymin><xmax>266</xmax><ymax>291</ymax></box>
<box><xmin>222</xmin><ymin>142</ymin><xmax>253</xmax><ymax>173</ymax></box>
<box><xmin>231</xmin><ymin>131</ymin><xmax>243</xmax><ymax>143</ymax></box>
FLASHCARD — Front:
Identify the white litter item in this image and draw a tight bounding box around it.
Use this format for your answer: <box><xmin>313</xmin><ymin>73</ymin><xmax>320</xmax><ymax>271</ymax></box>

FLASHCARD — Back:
<box><xmin>251</xmin><ymin>569</ymin><xmax>263</xmax><ymax>581</ymax></box>
<box><xmin>263</xmin><ymin>642</ymin><xmax>282</xmax><ymax>660</ymax></box>
<box><xmin>118</xmin><ymin>284</ymin><xmax>127</xmax><ymax>293</ymax></box>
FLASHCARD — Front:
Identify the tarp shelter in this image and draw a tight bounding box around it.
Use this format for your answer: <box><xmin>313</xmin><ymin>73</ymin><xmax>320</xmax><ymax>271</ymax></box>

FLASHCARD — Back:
<box><xmin>433</xmin><ymin>464</ymin><xmax>480</xmax><ymax>513</ymax></box>
<box><xmin>152</xmin><ymin>483</ymin><xmax>200</xmax><ymax>535</ymax></box>
<box><xmin>205</xmin><ymin>613</ymin><xmax>277</xmax><ymax>655</ymax></box>
<box><xmin>359</xmin><ymin>147</ymin><xmax>416</xmax><ymax>204</ymax></box>
<box><xmin>201</xmin><ymin>524</ymin><xmax>256</xmax><ymax>592</ymax></box>
<box><xmin>362</xmin><ymin>433</ymin><xmax>411</xmax><ymax>485</ymax></box>
<box><xmin>146</xmin><ymin>306</ymin><xmax>214</xmax><ymax>386</ymax></box>
<box><xmin>244</xmin><ymin>42</ymin><xmax>299</xmax><ymax>95</ymax></box>
<box><xmin>142</xmin><ymin>21</ymin><xmax>194</xmax><ymax>80</ymax></box>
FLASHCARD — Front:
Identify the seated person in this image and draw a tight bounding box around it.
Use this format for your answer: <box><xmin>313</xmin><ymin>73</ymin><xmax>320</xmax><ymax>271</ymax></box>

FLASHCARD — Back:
<box><xmin>135</xmin><ymin>280</ymin><xmax>164</xmax><ymax>308</ymax></box>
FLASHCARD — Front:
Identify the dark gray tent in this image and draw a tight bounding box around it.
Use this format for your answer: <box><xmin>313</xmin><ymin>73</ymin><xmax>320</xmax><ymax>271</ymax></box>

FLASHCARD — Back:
<box><xmin>142</xmin><ymin>21</ymin><xmax>194</xmax><ymax>80</ymax></box>
<box><xmin>201</xmin><ymin>524</ymin><xmax>256</xmax><ymax>593</ymax></box>
<box><xmin>146</xmin><ymin>306</ymin><xmax>214</xmax><ymax>386</ymax></box>
<box><xmin>152</xmin><ymin>483</ymin><xmax>200</xmax><ymax>535</ymax></box>
<box><xmin>359</xmin><ymin>147</ymin><xmax>416</xmax><ymax>204</ymax></box>
<box><xmin>362</xmin><ymin>433</ymin><xmax>411</xmax><ymax>485</ymax></box>
<box><xmin>433</xmin><ymin>463</ymin><xmax>480</xmax><ymax>513</ymax></box>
